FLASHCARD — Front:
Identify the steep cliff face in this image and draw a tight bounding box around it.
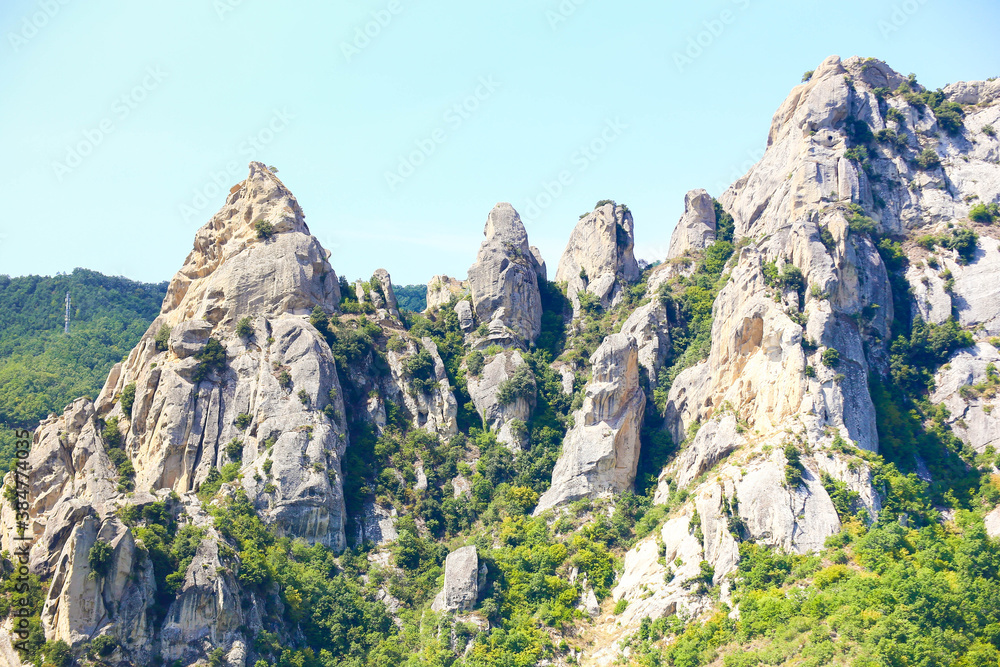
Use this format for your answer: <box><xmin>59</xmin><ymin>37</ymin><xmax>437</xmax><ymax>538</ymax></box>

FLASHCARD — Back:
<box><xmin>2</xmin><ymin>163</ymin><xmax>352</xmax><ymax>665</ymax></box>
<box><xmin>596</xmin><ymin>55</ymin><xmax>1000</xmax><ymax>657</ymax></box>
<box><xmin>466</xmin><ymin>203</ymin><xmax>544</xmax><ymax>347</ymax></box>
<box><xmin>4</xmin><ymin>56</ymin><xmax>1000</xmax><ymax>667</ymax></box>
<box><xmin>554</xmin><ymin>201</ymin><xmax>639</xmax><ymax>316</ymax></box>
<box><xmin>536</xmin><ymin>333</ymin><xmax>645</xmax><ymax>513</ymax></box>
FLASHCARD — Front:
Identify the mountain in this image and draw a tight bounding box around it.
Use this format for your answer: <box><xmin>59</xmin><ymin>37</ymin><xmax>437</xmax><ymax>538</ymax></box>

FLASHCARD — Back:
<box><xmin>2</xmin><ymin>56</ymin><xmax>1000</xmax><ymax>667</ymax></box>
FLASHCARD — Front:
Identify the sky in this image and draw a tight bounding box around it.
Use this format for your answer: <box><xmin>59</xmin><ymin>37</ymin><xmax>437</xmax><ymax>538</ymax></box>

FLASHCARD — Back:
<box><xmin>0</xmin><ymin>0</ymin><xmax>998</xmax><ymax>287</ymax></box>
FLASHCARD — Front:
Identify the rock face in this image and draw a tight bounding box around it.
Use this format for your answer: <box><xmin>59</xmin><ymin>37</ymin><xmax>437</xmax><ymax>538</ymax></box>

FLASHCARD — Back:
<box><xmin>666</xmin><ymin>189</ymin><xmax>717</xmax><ymax>260</ymax></box>
<box><xmin>601</xmin><ymin>53</ymin><xmax>1000</xmax><ymax>654</ymax></box>
<box><xmin>431</xmin><ymin>546</ymin><xmax>481</xmax><ymax>613</ymax></box>
<box><xmin>160</xmin><ymin>162</ymin><xmax>339</xmax><ymax>327</ymax></box>
<box><xmin>425</xmin><ymin>275</ymin><xmax>469</xmax><ymax>312</ymax></box>
<box><xmin>930</xmin><ymin>343</ymin><xmax>1000</xmax><ymax>453</ymax></box>
<box><xmin>618</xmin><ymin>300</ymin><xmax>671</xmax><ymax>392</ymax></box>
<box><xmin>535</xmin><ymin>334</ymin><xmax>645</xmax><ymax>514</ymax></box>
<box><xmin>1</xmin><ymin>163</ymin><xmax>353</xmax><ymax>663</ymax></box>
<box><xmin>466</xmin><ymin>203</ymin><xmax>544</xmax><ymax>346</ymax></box>
<box><xmin>466</xmin><ymin>349</ymin><xmax>535</xmax><ymax>450</ymax></box>
<box><xmin>386</xmin><ymin>337</ymin><xmax>459</xmax><ymax>437</ymax></box>
<box><xmin>372</xmin><ymin>268</ymin><xmax>399</xmax><ymax>317</ymax></box>
<box><xmin>554</xmin><ymin>202</ymin><xmax>639</xmax><ymax>315</ymax></box>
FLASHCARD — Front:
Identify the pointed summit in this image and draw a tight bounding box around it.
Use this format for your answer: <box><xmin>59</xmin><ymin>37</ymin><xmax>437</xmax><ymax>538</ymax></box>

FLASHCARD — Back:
<box><xmin>466</xmin><ymin>203</ymin><xmax>544</xmax><ymax>346</ymax></box>
<box><xmin>161</xmin><ymin>162</ymin><xmax>340</xmax><ymax>327</ymax></box>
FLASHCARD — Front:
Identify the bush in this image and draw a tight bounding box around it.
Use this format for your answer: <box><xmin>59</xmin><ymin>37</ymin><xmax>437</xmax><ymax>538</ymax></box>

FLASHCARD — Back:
<box><xmin>969</xmin><ymin>202</ymin><xmax>999</xmax><ymax>223</ymax></box>
<box><xmin>804</xmin><ymin>365</ymin><xmax>816</xmax><ymax>378</ymax></box>
<box><xmin>848</xmin><ymin>212</ymin><xmax>879</xmax><ymax>236</ymax></box>
<box><xmin>403</xmin><ymin>348</ymin><xmax>437</xmax><ymax>395</ymax></box>
<box><xmin>254</xmin><ymin>220</ymin><xmax>275</xmax><ymax>240</ymax></box>
<box><xmin>278</xmin><ymin>369</ymin><xmax>292</xmax><ymax>389</ymax></box>
<box><xmin>916</xmin><ymin>148</ymin><xmax>941</xmax><ymax>170</ymax></box>
<box><xmin>496</xmin><ymin>364</ymin><xmax>535</xmax><ymax>406</ymax></box>
<box><xmin>120</xmin><ymin>382</ymin><xmax>136</xmax><ymax>416</ymax></box>
<box><xmin>89</xmin><ymin>635</ymin><xmax>117</xmax><ymax>658</ymax></box>
<box><xmin>235</xmin><ymin>413</ymin><xmax>252</xmax><ymax>429</ymax></box>
<box><xmin>88</xmin><ymin>540</ymin><xmax>114</xmax><ymax>578</ymax></box>
<box><xmin>821</xmin><ymin>348</ymin><xmax>840</xmax><ymax>367</ymax></box>
<box><xmin>154</xmin><ymin>324</ymin><xmax>171</xmax><ymax>352</ymax></box>
<box><xmin>466</xmin><ymin>350</ymin><xmax>484</xmax><ymax>377</ymax></box>
<box><xmin>784</xmin><ymin>444</ymin><xmax>804</xmax><ymax>487</ymax></box>
<box><xmin>102</xmin><ymin>416</ymin><xmax>123</xmax><ymax>448</ymax></box>
<box><xmin>193</xmin><ymin>338</ymin><xmax>226</xmax><ymax>382</ymax></box>
<box><xmin>236</xmin><ymin>316</ymin><xmax>253</xmax><ymax>338</ymax></box>
<box><xmin>945</xmin><ymin>226</ymin><xmax>979</xmax><ymax>264</ymax></box>
<box><xmin>225</xmin><ymin>438</ymin><xmax>243</xmax><ymax>462</ymax></box>
<box><xmin>802</xmin><ymin>70</ymin><xmax>813</xmax><ymax>82</ymax></box>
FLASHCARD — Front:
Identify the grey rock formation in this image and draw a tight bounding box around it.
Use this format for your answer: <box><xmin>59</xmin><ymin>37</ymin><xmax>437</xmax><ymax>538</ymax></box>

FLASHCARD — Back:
<box><xmin>168</xmin><ymin>320</ymin><xmax>214</xmax><ymax>359</ymax></box>
<box><xmin>430</xmin><ymin>546</ymin><xmax>481</xmax><ymax>613</ymax></box>
<box><xmin>930</xmin><ymin>343</ymin><xmax>1000</xmax><ymax>454</ymax></box>
<box><xmin>466</xmin><ymin>349</ymin><xmax>535</xmax><ymax>450</ymax></box>
<box><xmin>160</xmin><ymin>162</ymin><xmax>340</xmax><ymax>327</ymax></box>
<box><xmin>554</xmin><ymin>202</ymin><xmax>639</xmax><ymax>315</ymax></box>
<box><xmin>535</xmin><ymin>334</ymin><xmax>645</xmax><ymax>513</ymax></box>
<box><xmin>425</xmin><ymin>275</ymin><xmax>469</xmax><ymax>313</ymax></box>
<box><xmin>161</xmin><ymin>526</ymin><xmax>244</xmax><ymax>665</ymax></box>
<box><xmin>455</xmin><ymin>299</ymin><xmax>475</xmax><ymax>332</ymax></box>
<box><xmin>386</xmin><ymin>336</ymin><xmax>458</xmax><ymax>437</ymax></box>
<box><xmin>618</xmin><ymin>300</ymin><xmax>671</xmax><ymax>392</ymax></box>
<box><xmin>666</xmin><ymin>189</ymin><xmax>717</xmax><ymax>260</ymax></box>
<box><xmin>466</xmin><ymin>203</ymin><xmax>543</xmax><ymax>345</ymax></box>
<box><xmin>372</xmin><ymin>268</ymin><xmax>399</xmax><ymax>317</ymax></box>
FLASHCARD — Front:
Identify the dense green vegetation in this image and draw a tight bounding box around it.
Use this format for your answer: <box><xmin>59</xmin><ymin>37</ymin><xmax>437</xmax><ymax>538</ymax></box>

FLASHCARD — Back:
<box><xmin>624</xmin><ymin>485</ymin><xmax>1000</xmax><ymax>667</ymax></box>
<box><xmin>393</xmin><ymin>284</ymin><xmax>428</xmax><ymax>313</ymax></box>
<box><xmin>0</xmin><ymin>269</ymin><xmax>166</xmax><ymax>473</ymax></box>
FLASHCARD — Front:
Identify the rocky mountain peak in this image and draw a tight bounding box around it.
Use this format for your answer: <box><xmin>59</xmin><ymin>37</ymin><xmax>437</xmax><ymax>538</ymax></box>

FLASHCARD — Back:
<box><xmin>554</xmin><ymin>201</ymin><xmax>639</xmax><ymax>314</ymax></box>
<box><xmin>466</xmin><ymin>203</ymin><xmax>544</xmax><ymax>346</ymax></box>
<box><xmin>666</xmin><ymin>189</ymin><xmax>717</xmax><ymax>260</ymax></box>
<box><xmin>160</xmin><ymin>161</ymin><xmax>340</xmax><ymax>328</ymax></box>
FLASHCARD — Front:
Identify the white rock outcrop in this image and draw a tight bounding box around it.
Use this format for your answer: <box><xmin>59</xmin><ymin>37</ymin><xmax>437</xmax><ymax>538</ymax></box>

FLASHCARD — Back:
<box><xmin>466</xmin><ymin>349</ymin><xmax>535</xmax><ymax>450</ymax></box>
<box><xmin>466</xmin><ymin>203</ymin><xmax>544</xmax><ymax>345</ymax></box>
<box><xmin>431</xmin><ymin>546</ymin><xmax>482</xmax><ymax>613</ymax></box>
<box><xmin>666</xmin><ymin>189</ymin><xmax>717</xmax><ymax>260</ymax></box>
<box><xmin>535</xmin><ymin>334</ymin><xmax>645</xmax><ymax>514</ymax></box>
<box><xmin>554</xmin><ymin>202</ymin><xmax>639</xmax><ymax>315</ymax></box>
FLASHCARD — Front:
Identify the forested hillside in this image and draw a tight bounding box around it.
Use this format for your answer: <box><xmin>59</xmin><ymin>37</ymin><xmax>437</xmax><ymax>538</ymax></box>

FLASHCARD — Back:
<box><xmin>0</xmin><ymin>269</ymin><xmax>166</xmax><ymax>472</ymax></box>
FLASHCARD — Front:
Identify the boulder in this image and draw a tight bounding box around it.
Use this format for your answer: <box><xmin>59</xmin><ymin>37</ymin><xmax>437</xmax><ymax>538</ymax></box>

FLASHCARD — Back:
<box><xmin>431</xmin><ymin>546</ymin><xmax>481</xmax><ymax>613</ymax></box>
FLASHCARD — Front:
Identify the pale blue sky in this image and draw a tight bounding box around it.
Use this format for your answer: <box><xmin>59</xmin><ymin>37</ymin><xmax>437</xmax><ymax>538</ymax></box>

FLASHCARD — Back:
<box><xmin>1</xmin><ymin>0</ymin><xmax>997</xmax><ymax>286</ymax></box>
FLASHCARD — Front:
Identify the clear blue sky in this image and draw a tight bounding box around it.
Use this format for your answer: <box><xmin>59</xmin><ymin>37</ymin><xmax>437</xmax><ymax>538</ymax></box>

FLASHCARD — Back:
<box><xmin>1</xmin><ymin>0</ymin><xmax>997</xmax><ymax>286</ymax></box>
